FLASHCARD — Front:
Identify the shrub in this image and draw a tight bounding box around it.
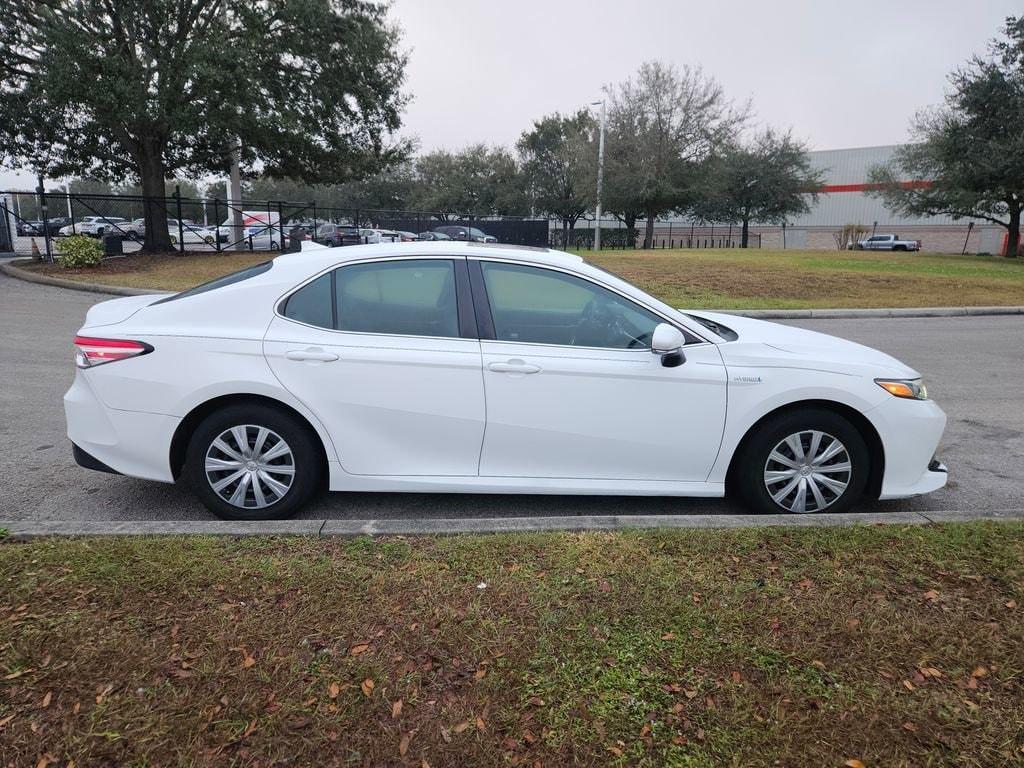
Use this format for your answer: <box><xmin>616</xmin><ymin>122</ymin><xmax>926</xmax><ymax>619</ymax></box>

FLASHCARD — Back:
<box><xmin>57</xmin><ymin>235</ymin><xmax>103</xmax><ymax>268</ymax></box>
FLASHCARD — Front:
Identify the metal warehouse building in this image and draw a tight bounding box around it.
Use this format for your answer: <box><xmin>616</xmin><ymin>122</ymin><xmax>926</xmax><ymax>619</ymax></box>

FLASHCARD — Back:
<box><xmin>751</xmin><ymin>144</ymin><xmax>1004</xmax><ymax>253</ymax></box>
<box><xmin>620</xmin><ymin>144</ymin><xmax>1004</xmax><ymax>253</ymax></box>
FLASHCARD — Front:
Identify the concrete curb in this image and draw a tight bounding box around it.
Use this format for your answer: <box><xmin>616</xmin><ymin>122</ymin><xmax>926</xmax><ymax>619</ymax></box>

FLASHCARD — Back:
<box><xmin>3</xmin><ymin>509</ymin><xmax>1024</xmax><ymax>539</ymax></box>
<box><xmin>1</xmin><ymin>258</ymin><xmax>1023</xmax><ymax>318</ymax></box>
<box><xmin>0</xmin><ymin>259</ymin><xmax>163</xmax><ymax>297</ymax></box>
<box><xmin>712</xmin><ymin>306</ymin><xmax>1024</xmax><ymax>319</ymax></box>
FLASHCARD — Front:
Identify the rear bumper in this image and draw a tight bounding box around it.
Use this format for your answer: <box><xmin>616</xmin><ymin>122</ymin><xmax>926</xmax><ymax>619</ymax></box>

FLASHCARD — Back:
<box><xmin>64</xmin><ymin>369</ymin><xmax>179</xmax><ymax>483</ymax></box>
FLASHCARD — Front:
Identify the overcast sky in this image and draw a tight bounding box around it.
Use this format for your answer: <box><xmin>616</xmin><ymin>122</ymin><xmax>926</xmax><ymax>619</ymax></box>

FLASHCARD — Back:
<box><xmin>3</xmin><ymin>0</ymin><xmax>1019</xmax><ymax>190</ymax></box>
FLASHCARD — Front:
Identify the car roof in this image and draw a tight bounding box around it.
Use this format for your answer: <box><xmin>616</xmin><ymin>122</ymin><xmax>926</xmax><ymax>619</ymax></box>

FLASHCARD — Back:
<box><xmin>290</xmin><ymin>239</ymin><xmax>581</xmax><ymax>269</ymax></box>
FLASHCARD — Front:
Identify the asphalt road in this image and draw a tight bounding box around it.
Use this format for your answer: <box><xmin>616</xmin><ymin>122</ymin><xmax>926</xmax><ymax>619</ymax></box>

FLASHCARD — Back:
<box><xmin>1</xmin><ymin>270</ymin><xmax>1022</xmax><ymax>522</ymax></box>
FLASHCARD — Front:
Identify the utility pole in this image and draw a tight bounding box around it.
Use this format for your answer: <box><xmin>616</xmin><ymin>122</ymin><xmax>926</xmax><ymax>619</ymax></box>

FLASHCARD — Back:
<box><xmin>229</xmin><ymin>143</ymin><xmax>245</xmax><ymax>251</ymax></box>
<box><xmin>591</xmin><ymin>99</ymin><xmax>606</xmax><ymax>251</ymax></box>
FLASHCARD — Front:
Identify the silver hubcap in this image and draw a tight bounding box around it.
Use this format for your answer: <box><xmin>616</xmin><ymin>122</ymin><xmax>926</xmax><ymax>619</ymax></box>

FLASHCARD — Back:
<box><xmin>204</xmin><ymin>425</ymin><xmax>295</xmax><ymax>509</ymax></box>
<box><xmin>763</xmin><ymin>430</ymin><xmax>852</xmax><ymax>513</ymax></box>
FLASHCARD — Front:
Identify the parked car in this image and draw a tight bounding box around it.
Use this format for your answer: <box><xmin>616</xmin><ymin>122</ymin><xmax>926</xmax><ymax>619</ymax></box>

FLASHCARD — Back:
<box><xmin>313</xmin><ymin>223</ymin><xmax>362</xmax><ymax>247</ymax></box>
<box><xmin>416</xmin><ymin>231</ymin><xmax>452</xmax><ymax>241</ymax></box>
<box><xmin>395</xmin><ymin>230</ymin><xmax>418</xmax><ymax>242</ymax></box>
<box><xmin>433</xmin><ymin>225</ymin><xmax>497</xmax><ymax>243</ymax></box>
<box><xmin>358</xmin><ymin>228</ymin><xmax>401</xmax><ymax>244</ymax></box>
<box><xmin>16</xmin><ymin>219</ymin><xmax>46</xmax><ymax>236</ymax></box>
<box><xmin>59</xmin><ymin>216</ymin><xmax>129</xmax><ymax>237</ymax></box>
<box><xmin>217</xmin><ymin>213</ymin><xmax>286</xmax><ymax>250</ymax></box>
<box><xmin>65</xmin><ymin>241</ymin><xmax>947</xmax><ymax>520</ymax></box>
<box><xmin>124</xmin><ymin>218</ymin><xmax>146</xmax><ymax>239</ymax></box>
<box><xmin>854</xmin><ymin>234</ymin><xmax>921</xmax><ymax>251</ymax></box>
<box><xmin>168</xmin><ymin>220</ymin><xmax>217</xmax><ymax>246</ymax></box>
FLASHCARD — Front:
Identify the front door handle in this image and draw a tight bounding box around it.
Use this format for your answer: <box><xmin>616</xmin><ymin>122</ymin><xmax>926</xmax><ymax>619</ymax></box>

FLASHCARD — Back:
<box><xmin>286</xmin><ymin>348</ymin><xmax>338</xmax><ymax>362</ymax></box>
<box><xmin>488</xmin><ymin>360</ymin><xmax>541</xmax><ymax>374</ymax></box>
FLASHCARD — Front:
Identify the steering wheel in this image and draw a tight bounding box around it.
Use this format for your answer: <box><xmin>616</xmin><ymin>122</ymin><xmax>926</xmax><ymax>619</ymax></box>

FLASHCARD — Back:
<box><xmin>571</xmin><ymin>298</ymin><xmax>648</xmax><ymax>348</ymax></box>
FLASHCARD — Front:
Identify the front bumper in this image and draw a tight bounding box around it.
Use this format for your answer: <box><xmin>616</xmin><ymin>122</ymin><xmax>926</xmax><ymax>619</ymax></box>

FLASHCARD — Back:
<box><xmin>868</xmin><ymin>396</ymin><xmax>949</xmax><ymax>499</ymax></box>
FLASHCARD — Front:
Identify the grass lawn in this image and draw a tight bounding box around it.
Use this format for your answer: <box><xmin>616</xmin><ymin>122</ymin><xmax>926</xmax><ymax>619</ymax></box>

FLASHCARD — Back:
<box><xmin>18</xmin><ymin>247</ymin><xmax>1024</xmax><ymax>309</ymax></box>
<box><xmin>2</xmin><ymin>523</ymin><xmax>1022</xmax><ymax>767</ymax></box>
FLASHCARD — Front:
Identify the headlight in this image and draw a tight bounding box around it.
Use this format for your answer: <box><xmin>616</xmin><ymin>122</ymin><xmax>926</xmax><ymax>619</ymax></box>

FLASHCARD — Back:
<box><xmin>875</xmin><ymin>378</ymin><xmax>929</xmax><ymax>400</ymax></box>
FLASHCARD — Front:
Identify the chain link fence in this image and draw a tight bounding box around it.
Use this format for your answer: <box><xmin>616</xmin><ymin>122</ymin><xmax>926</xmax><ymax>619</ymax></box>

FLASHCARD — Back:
<box><xmin>550</xmin><ymin>220</ymin><xmax>762</xmax><ymax>250</ymax></box>
<box><xmin>0</xmin><ymin>190</ymin><xmax>551</xmax><ymax>260</ymax></box>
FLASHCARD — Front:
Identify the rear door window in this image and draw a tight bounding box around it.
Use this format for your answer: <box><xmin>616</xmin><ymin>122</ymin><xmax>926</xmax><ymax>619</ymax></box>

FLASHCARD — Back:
<box><xmin>337</xmin><ymin>260</ymin><xmax>459</xmax><ymax>337</ymax></box>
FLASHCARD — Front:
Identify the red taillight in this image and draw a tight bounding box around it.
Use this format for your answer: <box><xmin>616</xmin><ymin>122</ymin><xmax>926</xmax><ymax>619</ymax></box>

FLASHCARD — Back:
<box><xmin>73</xmin><ymin>336</ymin><xmax>153</xmax><ymax>368</ymax></box>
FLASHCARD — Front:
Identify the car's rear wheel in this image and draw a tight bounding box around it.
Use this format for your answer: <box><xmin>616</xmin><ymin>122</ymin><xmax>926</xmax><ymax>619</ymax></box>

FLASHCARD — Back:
<box><xmin>732</xmin><ymin>408</ymin><xmax>869</xmax><ymax>515</ymax></box>
<box><xmin>184</xmin><ymin>404</ymin><xmax>322</xmax><ymax>520</ymax></box>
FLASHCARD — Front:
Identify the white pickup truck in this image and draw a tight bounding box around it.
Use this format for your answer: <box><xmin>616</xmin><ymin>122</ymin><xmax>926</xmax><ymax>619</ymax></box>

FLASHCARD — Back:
<box><xmin>855</xmin><ymin>234</ymin><xmax>921</xmax><ymax>251</ymax></box>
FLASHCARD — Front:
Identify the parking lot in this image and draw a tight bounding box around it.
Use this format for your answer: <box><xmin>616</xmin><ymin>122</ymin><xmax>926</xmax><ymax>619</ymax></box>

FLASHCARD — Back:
<box><xmin>1</xmin><ymin>269</ymin><xmax>1022</xmax><ymax>523</ymax></box>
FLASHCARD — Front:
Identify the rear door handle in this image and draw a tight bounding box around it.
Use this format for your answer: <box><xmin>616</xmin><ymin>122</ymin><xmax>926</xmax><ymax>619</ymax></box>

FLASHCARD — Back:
<box><xmin>286</xmin><ymin>348</ymin><xmax>338</xmax><ymax>362</ymax></box>
<box><xmin>488</xmin><ymin>360</ymin><xmax>541</xmax><ymax>374</ymax></box>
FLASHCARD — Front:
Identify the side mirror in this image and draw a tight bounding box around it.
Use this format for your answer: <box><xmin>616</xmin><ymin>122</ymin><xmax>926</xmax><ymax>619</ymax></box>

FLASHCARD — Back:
<box><xmin>651</xmin><ymin>323</ymin><xmax>686</xmax><ymax>368</ymax></box>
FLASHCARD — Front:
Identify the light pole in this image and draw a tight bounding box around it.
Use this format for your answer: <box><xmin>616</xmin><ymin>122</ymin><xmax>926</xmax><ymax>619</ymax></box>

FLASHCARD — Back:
<box><xmin>591</xmin><ymin>99</ymin><xmax>606</xmax><ymax>251</ymax></box>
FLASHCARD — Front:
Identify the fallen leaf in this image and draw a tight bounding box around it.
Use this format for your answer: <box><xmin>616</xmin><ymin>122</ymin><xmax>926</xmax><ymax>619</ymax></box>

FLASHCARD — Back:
<box><xmin>607</xmin><ymin>745</ymin><xmax>623</xmax><ymax>757</ymax></box>
<box><xmin>392</xmin><ymin>699</ymin><xmax>403</xmax><ymax>718</ymax></box>
<box><xmin>731</xmin><ymin>671</ymin><xmax>742</xmax><ymax>684</ymax></box>
<box><xmin>329</xmin><ymin>682</ymin><xmax>341</xmax><ymax>699</ymax></box>
<box><xmin>684</xmin><ymin>689</ymin><xmax>698</xmax><ymax>699</ymax></box>
<box><xmin>0</xmin><ymin>714</ymin><xmax>14</xmax><ymax>728</ymax></box>
<box><xmin>421</xmin><ymin>761</ymin><xmax>431</xmax><ymax>768</ymax></box>
<box><xmin>1006</xmin><ymin>600</ymin><xmax>1017</xmax><ymax>610</ymax></box>
<box><xmin>923</xmin><ymin>589</ymin><xmax>939</xmax><ymax>602</ymax></box>
<box><xmin>241</xmin><ymin>651</ymin><xmax>256</xmax><ymax>668</ymax></box>
<box><xmin>527</xmin><ymin>696</ymin><xmax>545</xmax><ymax>707</ymax></box>
<box><xmin>971</xmin><ymin>665</ymin><xmax>989</xmax><ymax>678</ymax></box>
<box><xmin>241</xmin><ymin>719</ymin><xmax>258</xmax><ymax>739</ymax></box>
<box><xmin>599</xmin><ymin>580</ymin><xmax>611</xmax><ymax>593</ymax></box>
<box><xmin>846</xmin><ymin>618</ymin><xmax>860</xmax><ymax>630</ymax></box>
<box><xmin>453</xmin><ymin>721</ymin><xmax>471</xmax><ymax>734</ymax></box>
<box><xmin>844</xmin><ymin>760</ymin><xmax>866</xmax><ymax>768</ymax></box>
<box><xmin>349</xmin><ymin>643</ymin><xmax>370</xmax><ymax>656</ymax></box>
<box><xmin>476</xmin><ymin>716</ymin><xmax>486</xmax><ymax>731</ymax></box>
<box><xmin>399</xmin><ymin>733</ymin><xmax>410</xmax><ymax>756</ymax></box>
<box><xmin>902</xmin><ymin>680</ymin><xmax>916</xmax><ymax>691</ymax></box>
<box><xmin>902</xmin><ymin>721</ymin><xmax>918</xmax><ymax>732</ymax></box>
<box><xmin>40</xmin><ymin>692</ymin><xmax>52</xmax><ymax>709</ymax></box>
<box><xmin>475</xmin><ymin>669</ymin><xmax>486</xmax><ymax>680</ymax></box>
<box><xmin>360</xmin><ymin>678</ymin><xmax>374</xmax><ymax>697</ymax></box>
<box><xmin>661</xmin><ymin>632</ymin><xmax>676</xmax><ymax>640</ymax></box>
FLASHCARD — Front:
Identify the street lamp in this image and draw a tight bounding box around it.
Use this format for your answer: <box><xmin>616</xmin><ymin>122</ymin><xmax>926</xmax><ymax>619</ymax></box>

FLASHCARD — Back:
<box><xmin>590</xmin><ymin>99</ymin><xmax>606</xmax><ymax>251</ymax></box>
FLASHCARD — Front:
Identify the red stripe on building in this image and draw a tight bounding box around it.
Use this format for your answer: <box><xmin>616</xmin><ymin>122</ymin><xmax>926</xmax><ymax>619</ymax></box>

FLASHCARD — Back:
<box><xmin>819</xmin><ymin>180</ymin><xmax>933</xmax><ymax>193</ymax></box>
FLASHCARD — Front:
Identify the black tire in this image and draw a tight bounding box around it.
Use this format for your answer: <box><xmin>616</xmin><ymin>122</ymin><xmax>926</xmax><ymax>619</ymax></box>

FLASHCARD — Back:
<box><xmin>184</xmin><ymin>403</ymin><xmax>322</xmax><ymax>520</ymax></box>
<box><xmin>731</xmin><ymin>408</ymin><xmax>870</xmax><ymax>515</ymax></box>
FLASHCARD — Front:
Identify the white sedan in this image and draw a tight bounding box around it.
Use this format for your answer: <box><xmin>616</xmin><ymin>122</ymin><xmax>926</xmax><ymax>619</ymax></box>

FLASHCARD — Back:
<box><xmin>64</xmin><ymin>242</ymin><xmax>947</xmax><ymax>520</ymax></box>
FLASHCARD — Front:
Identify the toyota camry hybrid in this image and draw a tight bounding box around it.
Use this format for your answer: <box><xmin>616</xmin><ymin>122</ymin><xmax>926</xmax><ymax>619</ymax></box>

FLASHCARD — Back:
<box><xmin>64</xmin><ymin>241</ymin><xmax>948</xmax><ymax>520</ymax></box>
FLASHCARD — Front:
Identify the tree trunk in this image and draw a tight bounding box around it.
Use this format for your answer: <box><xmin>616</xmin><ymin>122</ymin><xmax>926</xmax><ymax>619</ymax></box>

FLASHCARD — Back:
<box><xmin>562</xmin><ymin>217</ymin><xmax>570</xmax><ymax>249</ymax></box>
<box><xmin>138</xmin><ymin>141</ymin><xmax>172</xmax><ymax>253</ymax></box>
<box><xmin>1007</xmin><ymin>202</ymin><xmax>1021</xmax><ymax>258</ymax></box>
<box><xmin>643</xmin><ymin>213</ymin><xmax>655</xmax><ymax>249</ymax></box>
<box><xmin>624</xmin><ymin>214</ymin><xmax>638</xmax><ymax>248</ymax></box>
<box><xmin>741</xmin><ymin>217</ymin><xmax>749</xmax><ymax>249</ymax></box>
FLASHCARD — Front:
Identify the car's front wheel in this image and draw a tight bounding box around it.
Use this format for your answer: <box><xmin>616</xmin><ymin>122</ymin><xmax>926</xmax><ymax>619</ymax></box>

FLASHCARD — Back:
<box><xmin>184</xmin><ymin>404</ymin><xmax>322</xmax><ymax>520</ymax></box>
<box><xmin>732</xmin><ymin>408</ymin><xmax>869</xmax><ymax>515</ymax></box>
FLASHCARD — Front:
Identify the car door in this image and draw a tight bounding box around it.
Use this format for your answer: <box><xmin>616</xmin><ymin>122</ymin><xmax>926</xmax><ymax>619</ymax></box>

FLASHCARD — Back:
<box><xmin>471</xmin><ymin>259</ymin><xmax>728</xmax><ymax>482</ymax></box>
<box><xmin>263</xmin><ymin>256</ymin><xmax>485</xmax><ymax>476</ymax></box>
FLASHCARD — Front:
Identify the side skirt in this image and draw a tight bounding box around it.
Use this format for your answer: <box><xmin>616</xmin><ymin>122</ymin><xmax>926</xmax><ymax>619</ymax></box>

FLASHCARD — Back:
<box><xmin>327</xmin><ymin>462</ymin><xmax>725</xmax><ymax>497</ymax></box>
